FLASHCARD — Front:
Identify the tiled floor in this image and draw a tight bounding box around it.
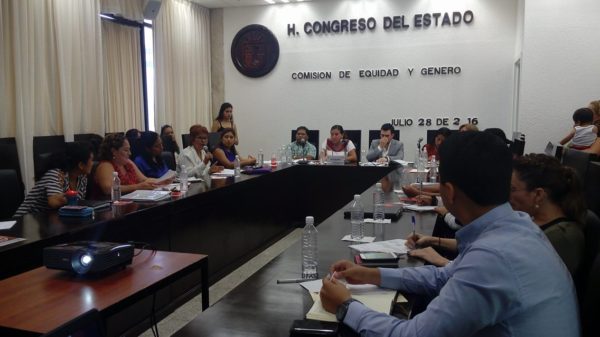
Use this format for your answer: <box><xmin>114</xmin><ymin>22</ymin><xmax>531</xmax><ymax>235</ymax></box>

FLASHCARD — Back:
<box><xmin>140</xmin><ymin>228</ymin><xmax>303</xmax><ymax>337</ymax></box>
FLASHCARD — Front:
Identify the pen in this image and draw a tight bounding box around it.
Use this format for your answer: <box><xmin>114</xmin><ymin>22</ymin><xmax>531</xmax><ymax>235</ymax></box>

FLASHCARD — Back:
<box><xmin>411</xmin><ymin>215</ymin><xmax>416</xmax><ymax>238</ymax></box>
<box><xmin>277</xmin><ymin>278</ymin><xmax>315</xmax><ymax>284</ymax></box>
<box><xmin>329</xmin><ymin>271</ymin><xmax>337</xmax><ymax>280</ymax></box>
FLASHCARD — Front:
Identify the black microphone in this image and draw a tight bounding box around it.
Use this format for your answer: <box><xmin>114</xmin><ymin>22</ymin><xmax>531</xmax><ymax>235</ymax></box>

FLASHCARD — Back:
<box><xmin>299</xmin><ymin>138</ymin><xmax>306</xmax><ymax>147</ymax></box>
<box><xmin>417</xmin><ymin>137</ymin><xmax>423</xmax><ymax>150</ymax></box>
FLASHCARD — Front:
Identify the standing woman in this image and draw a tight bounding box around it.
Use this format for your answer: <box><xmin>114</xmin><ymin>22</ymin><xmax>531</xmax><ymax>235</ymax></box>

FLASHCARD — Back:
<box><xmin>180</xmin><ymin>125</ymin><xmax>224</xmax><ymax>177</ymax></box>
<box><xmin>134</xmin><ymin>131</ymin><xmax>170</xmax><ymax>179</ymax></box>
<box><xmin>589</xmin><ymin>100</ymin><xmax>600</xmax><ymax>135</ymax></box>
<box><xmin>211</xmin><ymin>103</ymin><xmax>239</xmax><ymax>145</ymax></box>
<box><xmin>320</xmin><ymin>125</ymin><xmax>357</xmax><ymax>163</ymax></box>
<box><xmin>91</xmin><ymin>133</ymin><xmax>158</xmax><ymax>199</ymax></box>
<box><xmin>14</xmin><ymin>142</ymin><xmax>94</xmax><ymax>217</ymax></box>
<box><xmin>212</xmin><ymin>128</ymin><xmax>256</xmax><ymax>168</ymax></box>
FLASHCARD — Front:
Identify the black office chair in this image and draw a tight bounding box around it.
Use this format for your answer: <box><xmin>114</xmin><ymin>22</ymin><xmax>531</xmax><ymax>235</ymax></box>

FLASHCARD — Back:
<box><xmin>33</xmin><ymin>135</ymin><xmax>66</xmax><ymax>181</ymax></box>
<box><xmin>509</xmin><ymin>137</ymin><xmax>526</xmax><ymax>157</ymax></box>
<box><xmin>585</xmin><ymin>162</ymin><xmax>600</xmax><ymax>216</ymax></box>
<box><xmin>0</xmin><ymin>137</ymin><xmax>24</xmax><ymax>193</ymax></box>
<box><xmin>290</xmin><ymin>129</ymin><xmax>320</xmax><ymax>157</ymax></box>
<box><xmin>561</xmin><ymin>148</ymin><xmax>598</xmax><ymax>182</ymax></box>
<box><xmin>161</xmin><ymin>151</ymin><xmax>176</xmax><ymax>171</ymax></box>
<box><xmin>0</xmin><ymin>169</ymin><xmax>24</xmax><ymax>219</ymax></box>
<box><xmin>181</xmin><ymin>133</ymin><xmax>191</xmax><ymax>148</ymax></box>
<box><xmin>208</xmin><ymin>132</ymin><xmax>221</xmax><ymax>152</ymax></box>
<box><xmin>74</xmin><ymin>133</ymin><xmax>103</xmax><ymax>159</ymax></box>
<box><xmin>42</xmin><ymin>308</ymin><xmax>105</xmax><ymax>337</ymax></box>
<box><xmin>581</xmin><ymin>252</ymin><xmax>600</xmax><ymax>337</ymax></box>
<box><xmin>368</xmin><ymin>129</ymin><xmax>400</xmax><ymax>146</ymax></box>
<box><xmin>344</xmin><ymin>130</ymin><xmax>361</xmax><ymax>162</ymax></box>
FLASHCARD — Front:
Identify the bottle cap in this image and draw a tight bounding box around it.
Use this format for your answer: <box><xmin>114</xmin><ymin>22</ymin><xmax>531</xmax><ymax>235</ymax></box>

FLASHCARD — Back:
<box><xmin>305</xmin><ymin>216</ymin><xmax>314</xmax><ymax>224</ymax></box>
<box><xmin>112</xmin><ymin>171</ymin><xmax>118</xmax><ymax>176</ymax></box>
<box><xmin>354</xmin><ymin>194</ymin><xmax>360</xmax><ymax>200</ymax></box>
<box><xmin>376</xmin><ymin>182</ymin><xmax>382</xmax><ymax>188</ymax></box>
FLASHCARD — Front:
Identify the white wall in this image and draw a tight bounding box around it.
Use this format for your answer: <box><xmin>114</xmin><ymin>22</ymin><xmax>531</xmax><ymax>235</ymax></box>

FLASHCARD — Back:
<box><xmin>223</xmin><ymin>0</ymin><xmax>518</xmax><ymax>160</ymax></box>
<box><xmin>518</xmin><ymin>0</ymin><xmax>600</xmax><ymax>153</ymax></box>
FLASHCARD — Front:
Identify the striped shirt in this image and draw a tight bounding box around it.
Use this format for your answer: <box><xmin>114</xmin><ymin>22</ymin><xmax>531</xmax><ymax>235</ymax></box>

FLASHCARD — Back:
<box><xmin>14</xmin><ymin>169</ymin><xmax>87</xmax><ymax>217</ymax></box>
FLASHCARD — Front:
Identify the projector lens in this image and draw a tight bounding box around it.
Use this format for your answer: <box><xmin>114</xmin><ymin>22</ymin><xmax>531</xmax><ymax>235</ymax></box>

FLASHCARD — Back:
<box><xmin>81</xmin><ymin>254</ymin><xmax>93</xmax><ymax>266</ymax></box>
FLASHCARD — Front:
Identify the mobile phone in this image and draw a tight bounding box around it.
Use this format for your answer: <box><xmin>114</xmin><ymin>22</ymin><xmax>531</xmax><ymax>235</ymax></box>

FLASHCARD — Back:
<box><xmin>289</xmin><ymin>319</ymin><xmax>339</xmax><ymax>336</ymax></box>
<box><xmin>359</xmin><ymin>252</ymin><xmax>398</xmax><ymax>262</ymax></box>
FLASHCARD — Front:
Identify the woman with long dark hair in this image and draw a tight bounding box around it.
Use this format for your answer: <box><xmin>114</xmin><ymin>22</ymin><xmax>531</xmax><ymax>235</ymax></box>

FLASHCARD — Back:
<box><xmin>134</xmin><ymin>132</ymin><xmax>170</xmax><ymax>178</ymax></box>
<box><xmin>320</xmin><ymin>125</ymin><xmax>357</xmax><ymax>163</ymax></box>
<box><xmin>212</xmin><ymin>128</ymin><xmax>255</xmax><ymax>169</ymax></box>
<box><xmin>211</xmin><ymin>103</ymin><xmax>239</xmax><ymax>144</ymax></box>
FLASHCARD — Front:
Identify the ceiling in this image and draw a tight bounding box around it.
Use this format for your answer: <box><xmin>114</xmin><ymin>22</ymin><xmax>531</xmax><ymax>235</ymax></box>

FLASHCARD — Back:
<box><xmin>189</xmin><ymin>0</ymin><xmax>325</xmax><ymax>9</ymax></box>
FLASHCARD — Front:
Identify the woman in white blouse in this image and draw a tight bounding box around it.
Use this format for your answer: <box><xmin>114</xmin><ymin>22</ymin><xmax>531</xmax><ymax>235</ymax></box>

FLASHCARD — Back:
<box><xmin>179</xmin><ymin>125</ymin><xmax>223</xmax><ymax>177</ymax></box>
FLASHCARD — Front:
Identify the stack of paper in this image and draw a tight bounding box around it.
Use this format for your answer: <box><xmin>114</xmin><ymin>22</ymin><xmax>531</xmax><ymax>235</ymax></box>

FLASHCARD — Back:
<box><xmin>349</xmin><ymin>239</ymin><xmax>409</xmax><ymax>255</ymax></box>
<box><xmin>120</xmin><ymin>190</ymin><xmax>171</xmax><ymax>201</ymax></box>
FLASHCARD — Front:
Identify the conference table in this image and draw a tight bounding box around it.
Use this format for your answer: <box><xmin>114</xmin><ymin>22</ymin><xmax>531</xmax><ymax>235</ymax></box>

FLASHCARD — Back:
<box><xmin>173</xmin><ymin>182</ymin><xmax>437</xmax><ymax>337</ymax></box>
<box><xmin>0</xmin><ymin>163</ymin><xmax>401</xmax><ymax>336</ymax></box>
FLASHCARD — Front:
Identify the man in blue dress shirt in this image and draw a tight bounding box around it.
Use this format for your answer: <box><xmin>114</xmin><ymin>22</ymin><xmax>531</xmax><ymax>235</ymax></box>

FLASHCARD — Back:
<box><xmin>320</xmin><ymin>131</ymin><xmax>580</xmax><ymax>337</ymax></box>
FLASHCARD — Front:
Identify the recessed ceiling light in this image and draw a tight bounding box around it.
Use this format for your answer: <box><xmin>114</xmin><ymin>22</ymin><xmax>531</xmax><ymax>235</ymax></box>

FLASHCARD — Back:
<box><xmin>265</xmin><ymin>0</ymin><xmax>275</xmax><ymax>4</ymax></box>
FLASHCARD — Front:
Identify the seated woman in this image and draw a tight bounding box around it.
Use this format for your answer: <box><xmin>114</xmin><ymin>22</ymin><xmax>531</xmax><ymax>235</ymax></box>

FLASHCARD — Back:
<box><xmin>212</xmin><ymin>128</ymin><xmax>256</xmax><ymax>169</ymax></box>
<box><xmin>211</xmin><ymin>103</ymin><xmax>239</xmax><ymax>145</ymax></box>
<box><xmin>423</xmin><ymin>127</ymin><xmax>451</xmax><ymax>159</ymax></box>
<box><xmin>91</xmin><ymin>133</ymin><xmax>158</xmax><ymax>199</ymax></box>
<box><xmin>14</xmin><ymin>141</ymin><xmax>94</xmax><ymax>216</ymax></box>
<box><xmin>407</xmin><ymin>154</ymin><xmax>585</xmax><ymax>277</ymax></box>
<box><xmin>160</xmin><ymin>124</ymin><xmax>180</xmax><ymax>155</ymax></box>
<box><xmin>133</xmin><ymin>132</ymin><xmax>170</xmax><ymax>179</ymax></box>
<box><xmin>180</xmin><ymin>125</ymin><xmax>224</xmax><ymax>177</ymax></box>
<box><xmin>320</xmin><ymin>125</ymin><xmax>357</xmax><ymax>163</ymax></box>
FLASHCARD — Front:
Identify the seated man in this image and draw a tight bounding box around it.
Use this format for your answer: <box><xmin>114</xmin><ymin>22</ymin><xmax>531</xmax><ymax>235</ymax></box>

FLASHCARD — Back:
<box><xmin>289</xmin><ymin>126</ymin><xmax>317</xmax><ymax>160</ymax></box>
<box><xmin>366</xmin><ymin>123</ymin><xmax>404</xmax><ymax>163</ymax></box>
<box><xmin>320</xmin><ymin>131</ymin><xmax>579</xmax><ymax>337</ymax></box>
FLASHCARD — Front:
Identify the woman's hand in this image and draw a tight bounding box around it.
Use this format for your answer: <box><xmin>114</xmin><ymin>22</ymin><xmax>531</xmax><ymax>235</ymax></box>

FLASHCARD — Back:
<box><xmin>320</xmin><ymin>277</ymin><xmax>351</xmax><ymax>314</ymax></box>
<box><xmin>435</xmin><ymin>206</ymin><xmax>449</xmax><ymax>216</ymax></box>
<box><xmin>136</xmin><ymin>180</ymin><xmax>157</xmax><ymax>190</ymax></box>
<box><xmin>415</xmin><ymin>195</ymin><xmax>433</xmax><ymax>205</ymax></box>
<box><xmin>408</xmin><ymin>247</ymin><xmax>450</xmax><ymax>267</ymax></box>
<box><xmin>203</xmin><ymin>152</ymin><xmax>213</xmax><ymax>164</ymax></box>
<box><xmin>48</xmin><ymin>193</ymin><xmax>67</xmax><ymax>209</ymax></box>
<box><xmin>209</xmin><ymin>165</ymin><xmax>224</xmax><ymax>174</ymax></box>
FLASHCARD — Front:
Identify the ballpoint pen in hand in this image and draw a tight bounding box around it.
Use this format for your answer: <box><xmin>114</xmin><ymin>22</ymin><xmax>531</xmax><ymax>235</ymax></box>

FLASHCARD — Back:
<box><xmin>411</xmin><ymin>215</ymin><xmax>416</xmax><ymax>239</ymax></box>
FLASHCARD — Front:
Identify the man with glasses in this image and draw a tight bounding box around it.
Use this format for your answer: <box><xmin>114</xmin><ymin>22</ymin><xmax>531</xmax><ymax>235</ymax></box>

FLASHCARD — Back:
<box><xmin>366</xmin><ymin>123</ymin><xmax>404</xmax><ymax>163</ymax></box>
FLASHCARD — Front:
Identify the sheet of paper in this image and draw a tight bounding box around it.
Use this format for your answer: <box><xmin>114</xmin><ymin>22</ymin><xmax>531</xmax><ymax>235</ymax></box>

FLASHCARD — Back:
<box><xmin>393</xmin><ymin>159</ymin><xmax>413</xmax><ymax>166</ymax></box>
<box><xmin>341</xmin><ymin>234</ymin><xmax>376</xmax><ymax>243</ymax></box>
<box><xmin>0</xmin><ymin>221</ymin><xmax>16</xmax><ymax>230</ymax></box>
<box><xmin>364</xmin><ymin>218</ymin><xmax>392</xmax><ymax>224</ymax></box>
<box><xmin>402</xmin><ymin>204</ymin><xmax>437</xmax><ymax>212</ymax></box>
<box><xmin>349</xmin><ymin>239</ymin><xmax>408</xmax><ymax>254</ymax></box>
<box><xmin>306</xmin><ymin>284</ymin><xmax>398</xmax><ymax>322</ymax></box>
<box><xmin>409</xmin><ymin>168</ymin><xmax>429</xmax><ymax>173</ymax></box>
<box><xmin>300</xmin><ymin>279</ymin><xmax>323</xmax><ymax>294</ymax></box>
<box><xmin>212</xmin><ymin>169</ymin><xmax>235</xmax><ymax>177</ymax></box>
<box><xmin>155</xmin><ymin>170</ymin><xmax>177</xmax><ymax>184</ymax></box>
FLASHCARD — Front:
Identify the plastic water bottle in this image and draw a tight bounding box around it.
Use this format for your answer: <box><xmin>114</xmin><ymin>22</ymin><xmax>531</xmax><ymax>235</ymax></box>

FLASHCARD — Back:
<box><xmin>301</xmin><ymin>216</ymin><xmax>318</xmax><ymax>279</ymax></box>
<box><xmin>416</xmin><ymin>149</ymin><xmax>424</xmax><ymax>172</ymax></box>
<box><xmin>350</xmin><ymin>194</ymin><xmax>364</xmax><ymax>239</ymax></box>
<box><xmin>257</xmin><ymin>149</ymin><xmax>264</xmax><ymax>167</ymax></box>
<box><xmin>234</xmin><ymin>155</ymin><xmax>241</xmax><ymax>177</ymax></box>
<box><xmin>180</xmin><ymin>164</ymin><xmax>188</xmax><ymax>192</ymax></box>
<box><xmin>111</xmin><ymin>171</ymin><xmax>121</xmax><ymax>202</ymax></box>
<box><xmin>373</xmin><ymin>182</ymin><xmax>385</xmax><ymax>223</ymax></box>
<box><xmin>429</xmin><ymin>155</ymin><xmax>438</xmax><ymax>183</ymax></box>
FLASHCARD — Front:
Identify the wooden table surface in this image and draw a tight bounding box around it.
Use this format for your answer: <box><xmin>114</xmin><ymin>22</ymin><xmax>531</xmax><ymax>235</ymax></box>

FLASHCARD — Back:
<box><xmin>0</xmin><ymin>250</ymin><xmax>207</xmax><ymax>335</ymax></box>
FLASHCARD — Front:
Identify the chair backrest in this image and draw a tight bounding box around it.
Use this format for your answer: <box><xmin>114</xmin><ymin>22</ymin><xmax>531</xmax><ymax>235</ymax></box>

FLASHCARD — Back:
<box><xmin>181</xmin><ymin>133</ymin><xmax>191</xmax><ymax>149</ymax></box>
<box><xmin>343</xmin><ymin>130</ymin><xmax>361</xmax><ymax>162</ymax></box>
<box><xmin>42</xmin><ymin>308</ymin><xmax>105</xmax><ymax>337</ymax></box>
<box><xmin>74</xmin><ymin>133</ymin><xmax>103</xmax><ymax>159</ymax></box>
<box><xmin>585</xmin><ymin>162</ymin><xmax>600</xmax><ymax>216</ymax></box>
<box><xmin>161</xmin><ymin>151</ymin><xmax>176</xmax><ymax>171</ymax></box>
<box><xmin>581</xmin><ymin>252</ymin><xmax>600</xmax><ymax>337</ymax></box>
<box><xmin>33</xmin><ymin>135</ymin><xmax>66</xmax><ymax>181</ymax></box>
<box><xmin>85</xmin><ymin>161</ymin><xmax>100</xmax><ymax>200</ymax></box>
<box><xmin>290</xmin><ymin>129</ymin><xmax>320</xmax><ymax>152</ymax></box>
<box><xmin>208</xmin><ymin>132</ymin><xmax>221</xmax><ymax>152</ymax></box>
<box><xmin>561</xmin><ymin>148</ymin><xmax>597</xmax><ymax>183</ymax></box>
<box><xmin>576</xmin><ymin>210</ymin><xmax>600</xmax><ymax>305</ymax></box>
<box><xmin>0</xmin><ymin>137</ymin><xmax>24</xmax><ymax>193</ymax></box>
<box><xmin>368</xmin><ymin>129</ymin><xmax>400</xmax><ymax>146</ymax></box>
<box><xmin>509</xmin><ymin>138</ymin><xmax>526</xmax><ymax>157</ymax></box>
<box><xmin>0</xmin><ymin>169</ymin><xmax>24</xmax><ymax>219</ymax></box>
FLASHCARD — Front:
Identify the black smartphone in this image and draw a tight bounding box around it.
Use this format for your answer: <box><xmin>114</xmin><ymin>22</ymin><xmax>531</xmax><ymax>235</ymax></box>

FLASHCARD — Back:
<box><xmin>289</xmin><ymin>319</ymin><xmax>339</xmax><ymax>336</ymax></box>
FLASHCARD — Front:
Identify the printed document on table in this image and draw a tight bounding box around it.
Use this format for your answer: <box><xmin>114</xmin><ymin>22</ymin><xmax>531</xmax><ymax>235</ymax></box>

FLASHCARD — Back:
<box><xmin>306</xmin><ymin>284</ymin><xmax>400</xmax><ymax>322</ymax></box>
<box><xmin>349</xmin><ymin>239</ymin><xmax>408</xmax><ymax>254</ymax></box>
<box><xmin>402</xmin><ymin>204</ymin><xmax>437</xmax><ymax>212</ymax></box>
<box><xmin>0</xmin><ymin>221</ymin><xmax>16</xmax><ymax>230</ymax></box>
<box><xmin>155</xmin><ymin>170</ymin><xmax>177</xmax><ymax>184</ymax></box>
<box><xmin>211</xmin><ymin>169</ymin><xmax>235</xmax><ymax>177</ymax></box>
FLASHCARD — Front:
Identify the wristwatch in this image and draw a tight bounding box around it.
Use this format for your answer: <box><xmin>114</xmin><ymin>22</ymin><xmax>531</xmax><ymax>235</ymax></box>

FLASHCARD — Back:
<box><xmin>336</xmin><ymin>298</ymin><xmax>359</xmax><ymax>322</ymax></box>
